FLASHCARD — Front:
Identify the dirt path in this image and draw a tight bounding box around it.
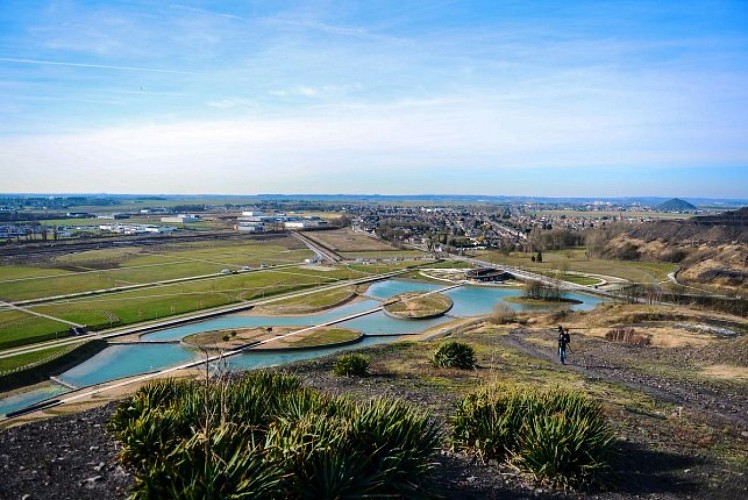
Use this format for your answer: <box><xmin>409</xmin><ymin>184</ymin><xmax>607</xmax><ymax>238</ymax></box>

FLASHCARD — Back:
<box><xmin>501</xmin><ymin>329</ymin><xmax>748</xmax><ymax>430</ymax></box>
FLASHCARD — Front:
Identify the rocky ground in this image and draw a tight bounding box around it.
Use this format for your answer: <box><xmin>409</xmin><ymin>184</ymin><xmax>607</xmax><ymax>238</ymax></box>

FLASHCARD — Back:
<box><xmin>1</xmin><ymin>317</ymin><xmax>747</xmax><ymax>499</ymax></box>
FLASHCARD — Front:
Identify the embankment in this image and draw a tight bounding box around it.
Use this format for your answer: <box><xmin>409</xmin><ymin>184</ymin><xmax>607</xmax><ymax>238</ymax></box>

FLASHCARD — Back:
<box><xmin>0</xmin><ymin>340</ymin><xmax>108</xmax><ymax>392</ymax></box>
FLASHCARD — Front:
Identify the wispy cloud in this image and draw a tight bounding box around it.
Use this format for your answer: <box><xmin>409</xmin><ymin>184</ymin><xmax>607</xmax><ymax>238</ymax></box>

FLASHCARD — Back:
<box><xmin>206</xmin><ymin>98</ymin><xmax>257</xmax><ymax>109</ymax></box>
<box><xmin>168</xmin><ymin>4</ymin><xmax>244</xmax><ymax>22</ymax></box>
<box><xmin>0</xmin><ymin>57</ymin><xmax>197</xmax><ymax>74</ymax></box>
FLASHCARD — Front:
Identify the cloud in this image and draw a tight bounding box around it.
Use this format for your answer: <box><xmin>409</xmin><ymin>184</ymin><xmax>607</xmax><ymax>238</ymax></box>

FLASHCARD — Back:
<box><xmin>206</xmin><ymin>98</ymin><xmax>257</xmax><ymax>109</ymax></box>
<box><xmin>0</xmin><ymin>57</ymin><xmax>196</xmax><ymax>74</ymax></box>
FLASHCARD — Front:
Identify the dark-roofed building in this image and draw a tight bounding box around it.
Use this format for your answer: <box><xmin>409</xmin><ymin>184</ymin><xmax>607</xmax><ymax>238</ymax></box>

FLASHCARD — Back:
<box><xmin>466</xmin><ymin>268</ymin><xmax>512</xmax><ymax>282</ymax></box>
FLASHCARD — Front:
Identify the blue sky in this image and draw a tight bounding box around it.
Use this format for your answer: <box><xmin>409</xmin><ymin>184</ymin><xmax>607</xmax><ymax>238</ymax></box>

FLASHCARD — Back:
<box><xmin>1</xmin><ymin>0</ymin><xmax>747</xmax><ymax>198</ymax></box>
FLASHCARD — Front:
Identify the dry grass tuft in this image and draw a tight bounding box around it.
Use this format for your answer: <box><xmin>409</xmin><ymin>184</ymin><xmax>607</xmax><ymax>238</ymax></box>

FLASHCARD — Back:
<box><xmin>605</xmin><ymin>327</ymin><xmax>651</xmax><ymax>346</ymax></box>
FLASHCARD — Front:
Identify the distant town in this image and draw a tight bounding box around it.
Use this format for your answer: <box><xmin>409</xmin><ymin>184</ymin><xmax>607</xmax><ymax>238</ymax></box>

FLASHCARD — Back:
<box><xmin>0</xmin><ymin>193</ymin><xmax>742</xmax><ymax>246</ymax></box>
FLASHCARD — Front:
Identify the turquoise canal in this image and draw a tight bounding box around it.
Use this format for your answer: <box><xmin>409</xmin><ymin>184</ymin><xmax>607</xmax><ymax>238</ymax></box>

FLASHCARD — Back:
<box><xmin>1</xmin><ymin>279</ymin><xmax>603</xmax><ymax>417</ymax></box>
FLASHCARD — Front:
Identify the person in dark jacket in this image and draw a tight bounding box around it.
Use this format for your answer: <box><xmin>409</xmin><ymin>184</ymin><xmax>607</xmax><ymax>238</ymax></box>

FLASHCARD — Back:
<box><xmin>557</xmin><ymin>326</ymin><xmax>571</xmax><ymax>364</ymax></box>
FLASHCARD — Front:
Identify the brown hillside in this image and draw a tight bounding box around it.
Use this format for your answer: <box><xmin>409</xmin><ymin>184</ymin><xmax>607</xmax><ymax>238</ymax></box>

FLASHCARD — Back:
<box><xmin>604</xmin><ymin>207</ymin><xmax>747</xmax><ymax>295</ymax></box>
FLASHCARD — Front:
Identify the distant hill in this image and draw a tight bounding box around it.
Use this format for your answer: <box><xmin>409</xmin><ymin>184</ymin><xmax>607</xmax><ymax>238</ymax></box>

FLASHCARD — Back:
<box><xmin>601</xmin><ymin>206</ymin><xmax>747</xmax><ymax>295</ymax></box>
<box><xmin>657</xmin><ymin>198</ymin><xmax>697</xmax><ymax>212</ymax></box>
<box><xmin>626</xmin><ymin>206</ymin><xmax>748</xmax><ymax>245</ymax></box>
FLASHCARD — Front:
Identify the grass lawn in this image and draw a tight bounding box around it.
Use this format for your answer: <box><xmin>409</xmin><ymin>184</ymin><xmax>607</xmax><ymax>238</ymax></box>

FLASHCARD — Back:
<box><xmin>475</xmin><ymin>248</ymin><xmax>676</xmax><ymax>285</ymax></box>
<box><xmin>0</xmin><ymin>343</ymin><xmax>80</xmax><ymax>373</ymax></box>
<box><xmin>284</xmin><ymin>327</ymin><xmax>360</xmax><ymax>348</ymax></box>
<box><xmin>561</xmin><ymin>274</ymin><xmax>603</xmax><ymax>286</ymax></box>
<box><xmin>256</xmin><ymin>287</ymin><xmax>356</xmax><ymax>313</ymax></box>
<box><xmin>0</xmin><ymin>266</ymin><xmax>71</xmax><ymax>281</ymax></box>
<box><xmin>183</xmin><ymin>326</ymin><xmax>360</xmax><ymax>350</ymax></box>
<box><xmin>5</xmin><ymin>266</ymin><xmax>365</xmax><ymax>347</ymax></box>
<box><xmin>264</xmin><ymin>327</ymin><xmax>361</xmax><ymax>349</ymax></box>
<box><xmin>346</xmin><ymin>259</ymin><xmax>432</xmax><ymax>274</ymax></box>
<box><xmin>426</xmin><ymin>260</ymin><xmax>474</xmax><ymax>269</ymax></box>
<box><xmin>302</xmin><ymin>228</ymin><xmax>400</xmax><ymax>252</ymax></box>
<box><xmin>0</xmin><ymin>310</ymin><xmax>71</xmax><ymax>350</ymax></box>
<box><xmin>0</xmin><ymin>238</ymin><xmax>314</xmax><ymax>302</ymax></box>
<box><xmin>384</xmin><ymin>292</ymin><xmax>453</xmax><ymax>319</ymax></box>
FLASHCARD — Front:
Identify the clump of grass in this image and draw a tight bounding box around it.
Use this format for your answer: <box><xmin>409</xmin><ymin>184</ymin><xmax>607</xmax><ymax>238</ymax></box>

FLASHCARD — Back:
<box><xmin>450</xmin><ymin>385</ymin><xmax>614</xmax><ymax>489</ymax></box>
<box><xmin>110</xmin><ymin>371</ymin><xmax>440</xmax><ymax>498</ymax></box>
<box><xmin>490</xmin><ymin>303</ymin><xmax>516</xmax><ymax>324</ymax></box>
<box><xmin>333</xmin><ymin>353</ymin><xmax>370</xmax><ymax>376</ymax></box>
<box><xmin>605</xmin><ymin>327</ymin><xmax>651</xmax><ymax>346</ymax></box>
<box><xmin>433</xmin><ymin>341</ymin><xmax>476</xmax><ymax>369</ymax></box>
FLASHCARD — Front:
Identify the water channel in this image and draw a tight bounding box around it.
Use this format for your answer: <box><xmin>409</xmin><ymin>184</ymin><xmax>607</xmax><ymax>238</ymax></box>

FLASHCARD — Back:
<box><xmin>1</xmin><ymin>279</ymin><xmax>602</xmax><ymax>417</ymax></box>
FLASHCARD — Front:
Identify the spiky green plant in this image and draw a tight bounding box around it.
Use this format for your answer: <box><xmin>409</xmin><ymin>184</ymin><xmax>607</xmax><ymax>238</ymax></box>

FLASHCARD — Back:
<box><xmin>111</xmin><ymin>371</ymin><xmax>442</xmax><ymax>498</ymax></box>
<box><xmin>433</xmin><ymin>341</ymin><xmax>476</xmax><ymax>369</ymax></box>
<box><xmin>450</xmin><ymin>385</ymin><xmax>615</xmax><ymax>489</ymax></box>
<box><xmin>450</xmin><ymin>385</ymin><xmax>528</xmax><ymax>461</ymax></box>
<box><xmin>267</xmin><ymin>399</ymin><xmax>440</xmax><ymax>498</ymax></box>
<box><xmin>109</xmin><ymin>378</ymin><xmax>197</xmax><ymax>437</ymax></box>
<box><xmin>333</xmin><ymin>353</ymin><xmax>370</xmax><ymax>376</ymax></box>
<box><xmin>130</xmin><ymin>423</ymin><xmax>285</xmax><ymax>499</ymax></box>
<box><xmin>512</xmin><ymin>395</ymin><xmax>614</xmax><ymax>488</ymax></box>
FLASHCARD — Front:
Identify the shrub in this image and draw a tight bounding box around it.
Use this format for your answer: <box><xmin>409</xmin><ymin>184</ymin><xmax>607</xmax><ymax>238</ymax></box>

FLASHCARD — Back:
<box><xmin>490</xmin><ymin>303</ymin><xmax>516</xmax><ymax>325</ymax></box>
<box><xmin>333</xmin><ymin>353</ymin><xmax>370</xmax><ymax>377</ymax></box>
<box><xmin>130</xmin><ymin>423</ymin><xmax>284</xmax><ymax>499</ymax></box>
<box><xmin>433</xmin><ymin>341</ymin><xmax>476</xmax><ymax>369</ymax></box>
<box><xmin>512</xmin><ymin>390</ymin><xmax>614</xmax><ymax>488</ymax></box>
<box><xmin>450</xmin><ymin>385</ymin><xmax>614</xmax><ymax>489</ymax></box>
<box><xmin>110</xmin><ymin>371</ymin><xmax>440</xmax><ymax>497</ymax></box>
<box><xmin>450</xmin><ymin>386</ymin><xmax>527</xmax><ymax>461</ymax></box>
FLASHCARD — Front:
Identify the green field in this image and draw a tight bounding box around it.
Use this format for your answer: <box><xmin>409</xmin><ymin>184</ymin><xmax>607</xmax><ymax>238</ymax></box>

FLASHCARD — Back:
<box><xmin>345</xmin><ymin>258</ymin><xmax>431</xmax><ymax>274</ymax></box>
<box><xmin>0</xmin><ymin>238</ymin><xmax>314</xmax><ymax>302</ymax></box>
<box><xmin>284</xmin><ymin>327</ymin><xmax>360</xmax><ymax>348</ymax></box>
<box><xmin>560</xmin><ymin>274</ymin><xmax>602</xmax><ymax>286</ymax></box>
<box><xmin>0</xmin><ymin>310</ymin><xmax>72</xmax><ymax>350</ymax></box>
<box><xmin>475</xmin><ymin>248</ymin><xmax>676</xmax><ymax>285</ymax></box>
<box><xmin>0</xmin><ymin>265</ymin><xmax>369</xmax><ymax>350</ymax></box>
<box><xmin>0</xmin><ymin>343</ymin><xmax>79</xmax><ymax>373</ymax></box>
<box><xmin>259</xmin><ymin>287</ymin><xmax>356</xmax><ymax>313</ymax></box>
<box><xmin>384</xmin><ymin>292</ymin><xmax>453</xmax><ymax>319</ymax></box>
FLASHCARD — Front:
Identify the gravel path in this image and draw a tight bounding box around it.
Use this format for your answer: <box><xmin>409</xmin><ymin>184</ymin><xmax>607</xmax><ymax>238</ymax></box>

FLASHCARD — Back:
<box><xmin>501</xmin><ymin>328</ymin><xmax>748</xmax><ymax>430</ymax></box>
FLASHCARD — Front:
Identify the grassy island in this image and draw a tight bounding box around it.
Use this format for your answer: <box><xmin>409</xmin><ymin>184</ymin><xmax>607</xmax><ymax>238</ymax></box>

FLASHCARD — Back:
<box><xmin>383</xmin><ymin>292</ymin><xmax>453</xmax><ymax>319</ymax></box>
<box><xmin>182</xmin><ymin>326</ymin><xmax>361</xmax><ymax>351</ymax></box>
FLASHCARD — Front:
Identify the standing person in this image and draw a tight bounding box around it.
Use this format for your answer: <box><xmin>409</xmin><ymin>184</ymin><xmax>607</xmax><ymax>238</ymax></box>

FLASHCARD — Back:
<box><xmin>558</xmin><ymin>327</ymin><xmax>571</xmax><ymax>365</ymax></box>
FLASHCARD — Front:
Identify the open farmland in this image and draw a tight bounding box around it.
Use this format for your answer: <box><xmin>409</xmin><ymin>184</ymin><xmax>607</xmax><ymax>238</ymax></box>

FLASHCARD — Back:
<box><xmin>20</xmin><ymin>266</ymin><xmax>362</xmax><ymax>335</ymax></box>
<box><xmin>0</xmin><ymin>236</ymin><xmax>313</xmax><ymax>302</ymax></box>
<box><xmin>301</xmin><ymin>228</ymin><xmax>398</xmax><ymax>252</ymax></box>
<box><xmin>299</xmin><ymin>228</ymin><xmax>427</xmax><ymax>260</ymax></box>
